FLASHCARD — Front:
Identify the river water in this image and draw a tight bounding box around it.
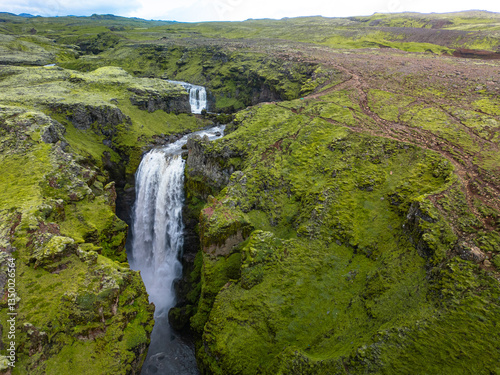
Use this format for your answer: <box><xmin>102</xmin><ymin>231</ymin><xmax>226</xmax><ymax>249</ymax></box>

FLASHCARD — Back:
<box><xmin>168</xmin><ymin>80</ymin><xmax>207</xmax><ymax>114</ymax></box>
<box><xmin>129</xmin><ymin>82</ymin><xmax>221</xmax><ymax>374</ymax></box>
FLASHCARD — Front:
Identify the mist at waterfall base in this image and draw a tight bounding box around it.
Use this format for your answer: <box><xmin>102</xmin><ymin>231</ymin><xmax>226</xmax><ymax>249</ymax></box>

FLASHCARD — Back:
<box><xmin>128</xmin><ymin>82</ymin><xmax>222</xmax><ymax>374</ymax></box>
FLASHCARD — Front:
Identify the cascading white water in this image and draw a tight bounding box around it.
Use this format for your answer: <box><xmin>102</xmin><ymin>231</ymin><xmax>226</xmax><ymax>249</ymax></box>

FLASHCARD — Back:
<box><xmin>131</xmin><ymin>151</ymin><xmax>184</xmax><ymax>317</ymax></box>
<box><xmin>129</xmin><ymin>124</ymin><xmax>224</xmax><ymax>375</ymax></box>
<box><xmin>168</xmin><ymin>80</ymin><xmax>207</xmax><ymax>114</ymax></box>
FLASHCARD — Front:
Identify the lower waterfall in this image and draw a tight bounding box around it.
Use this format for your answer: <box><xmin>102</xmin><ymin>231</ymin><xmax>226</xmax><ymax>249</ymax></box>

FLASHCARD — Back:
<box><xmin>129</xmin><ymin>126</ymin><xmax>224</xmax><ymax>374</ymax></box>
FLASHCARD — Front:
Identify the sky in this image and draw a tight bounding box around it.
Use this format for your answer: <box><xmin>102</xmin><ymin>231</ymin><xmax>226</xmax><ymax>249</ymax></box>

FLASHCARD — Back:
<box><xmin>1</xmin><ymin>0</ymin><xmax>499</xmax><ymax>22</ymax></box>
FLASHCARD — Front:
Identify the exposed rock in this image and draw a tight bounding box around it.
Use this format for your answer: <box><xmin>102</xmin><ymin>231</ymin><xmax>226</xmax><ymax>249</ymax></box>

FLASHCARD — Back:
<box><xmin>22</xmin><ymin>323</ymin><xmax>48</xmax><ymax>356</ymax></box>
<box><xmin>49</xmin><ymin>102</ymin><xmax>132</xmax><ymax>134</ymax></box>
<box><xmin>185</xmin><ymin>135</ymin><xmax>239</xmax><ymax>198</ymax></box>
<box><xmin>251</xmin><ymin>84</ymin><xmax>282</xmax><ymax>104</ymax></box>
<box><xmin>41</xmin><ymin>119</ymin><xmax>65</xmax><ymax>144</ymax></box>
<box><xmin>404</xmin><ymin>201</ymin><xmax>437</xmax><ymax>258</ymax></box>
<box><xmin>203</xmin><ymin>231</ymin><xmax>245</xmax><ymax>257</ymax></box>
<box><xmin>129</xmin><ymin>87</ymin><xmax>191</xmax><ymax>113</ymax></box>
<box><xmin>168</xmin><ymin>305</ymin><xmax>194</xmax><ymax>331</ymax></box>
<box><xmin>455</xmin><ymin>241</ymin><xmax>486</xmax><ymax>263</ymax></box>
<box><xmin>30</xmin><ymin>235</ymin><xmax>75</xmax><ymax>269</ymax></box>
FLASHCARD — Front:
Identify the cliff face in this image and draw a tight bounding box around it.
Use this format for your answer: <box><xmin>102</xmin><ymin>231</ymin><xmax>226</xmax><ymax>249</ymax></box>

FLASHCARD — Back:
<box><xmin>183</xmin><ymin>53</ymin><xmax>500</xmax><ymax>373</ymax></box>
<box><xmin>0</xmin><ymin>11</ymin><xmax>499</xmax><ymax>375</ymax></box>
<box><xmin>0</xmin><ymin>65</ymin><xmax>207</xmax><ymax>374</ymax></box>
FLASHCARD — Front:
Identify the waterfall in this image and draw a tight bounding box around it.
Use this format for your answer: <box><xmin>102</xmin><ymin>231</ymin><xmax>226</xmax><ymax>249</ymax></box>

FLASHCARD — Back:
<box><xmin>129</xmin><ymin>125</ymin><xmax>224</xmax><ymax>375</ymax></box>
<box><xmin>168</xmin><ymin>80</ymin><xmax>207</xmax><ymax>114</ymax></box>
<box><xmin>131</xmin><ymin>151</ymin><xmax>184</xmax><ymax>317</ymax></box>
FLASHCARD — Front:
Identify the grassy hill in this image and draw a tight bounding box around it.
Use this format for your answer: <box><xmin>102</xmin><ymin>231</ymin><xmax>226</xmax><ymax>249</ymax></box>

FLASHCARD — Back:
<box><xmin>0</xmin><ymin>10</ymin><xmax>499</xmax><ymax>375</ymax></box>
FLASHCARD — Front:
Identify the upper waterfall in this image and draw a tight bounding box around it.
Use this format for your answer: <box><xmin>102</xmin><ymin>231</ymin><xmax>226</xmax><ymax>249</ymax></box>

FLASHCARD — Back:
<box><xmin>168</xmin><ymin>80</ymin><xmax>207</xmax><ymax>114</ymax></box>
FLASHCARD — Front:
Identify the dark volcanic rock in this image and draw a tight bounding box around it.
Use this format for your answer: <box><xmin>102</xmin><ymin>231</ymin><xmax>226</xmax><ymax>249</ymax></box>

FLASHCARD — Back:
<box><xmin>49</xmin><ymin>102</ymin><xmax>132</xmax><ymax>135</ymax></box>
<box><xmin>404</xmin><ymin>201</ymin><xmax>437</xmax><ymax>259</ymax></box>
<box><xmin>185</xmin><ymin>135</ymin><xmax>240</xmax><ymax>198</ymax></box>
<box><xmin>128</xmin><ymin>88</ymin><xmax>191</xmax><ymax>113</ymax></box>
<box><xmin>41</xmin><ymin>119</ymin><xmax>65</xmax><ymax>144</ymax></box>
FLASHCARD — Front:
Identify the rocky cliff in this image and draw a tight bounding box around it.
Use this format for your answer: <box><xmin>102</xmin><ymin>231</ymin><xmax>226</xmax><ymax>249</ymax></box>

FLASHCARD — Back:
<box><xmin>0</xmin><ymin>64</ymin><xmax>207</xmax><ymax>374</ymax></box>
<box><xmin>0</xmin><ymin>11</ymin><xmax>499</xmax><ymax>375</ymax></box>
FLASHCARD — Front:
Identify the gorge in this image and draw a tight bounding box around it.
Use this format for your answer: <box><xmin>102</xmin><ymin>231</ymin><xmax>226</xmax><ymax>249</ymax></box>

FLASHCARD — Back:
<box><xmin>0</xmin><ymin>10</ymin><xmax>499</xmax><ymax>375</ymax></box>
<box><xmin>129</xmin><ymin>91</ymin><xmax>224</xmax><ymax>373</ymax></box>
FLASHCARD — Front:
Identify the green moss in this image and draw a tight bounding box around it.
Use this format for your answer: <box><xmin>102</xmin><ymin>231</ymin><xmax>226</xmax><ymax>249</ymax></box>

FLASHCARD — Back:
<box><xmin>116</xmin><ymin>101</ymin><xmax>203</xmax><ymax>147</ymax></box>
<box><xmin>0</xmin><ymin>76</ymin><xmax>157</xmax><ymax>373</ymax></box>
<box><xmin>62</xmin><ymin>120</ymin><xmax>120</xmax><ymax>166</ymax></box>
<box><xmin>189</xmin><ymin>102</ymin><xmax>499</xmax><ymax>374</ymax></box>
<box><xmin>190</xmin><ymin>252</ymin><xmax>242</xmax><ymax>333</ymax></box>
<box><xmin>368</xmin><ymin>89</ymin><xmax>416</xmax><ymax>122</ymax></box>
<box><xmin>472</xmin><ymin>98</ymin><xmax>500</xmax><ymax>116</ymax></box>
<box><xmin>199</xmin><ymin>198</ymin><xmax>253</xmax><ymax>253</ymax></box>
<box><xmin>6</xmin><ymin>251</ymin><xmax>154</xmax><ymax>374</ymax></box>
<box><xmin>321</xmin><ymin>31</ymin><xmax>453</xmax><ymax>54</ymax></box>
<box><xmin>215</xmin><ymin>97</ymin><xmax>245</xmax><ymax>112</ymax></box>
<box><xmin>400</xmin><ymin>104</ymin><xmax>482</xmax><ymax>156</ymax></box>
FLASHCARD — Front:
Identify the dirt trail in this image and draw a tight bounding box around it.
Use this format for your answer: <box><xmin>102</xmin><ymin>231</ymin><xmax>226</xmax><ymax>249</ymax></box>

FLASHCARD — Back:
<box><xmin>299</xmin><ymin>62</ymin><xmax>500</xmax><ymax>231</ymax></box>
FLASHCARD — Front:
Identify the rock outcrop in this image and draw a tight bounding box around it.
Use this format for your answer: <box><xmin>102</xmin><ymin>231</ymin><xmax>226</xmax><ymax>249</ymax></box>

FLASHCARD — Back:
<box><xmin>129</xmin><ymin>87</ymin><xmax>191</xmax><ymax>113</ymax></box>
<box><xmin>0</xmin><ymin>64</ymin><xmax>208</xmax><ymax>374</ymax></box>
<box><xmin>185</xmin><ymin>135</ymin><xmax>241</xmax><ymax>199</ymax></box>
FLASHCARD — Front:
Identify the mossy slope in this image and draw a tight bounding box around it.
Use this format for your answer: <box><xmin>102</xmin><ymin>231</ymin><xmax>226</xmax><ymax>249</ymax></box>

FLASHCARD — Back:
<box><xmin>0</xmin><ymin>64</ymin><xmax>208</xmax><ymax>373</ymax></box>
<box><xmin>0</xmin><ymin>106</ymin><xmax>154</xmax><ymax>373</ymax></box>
<box><xmin>186</xmin><ymin>101</ymin><xmax>500</xmax><ymax>374</ymax></box>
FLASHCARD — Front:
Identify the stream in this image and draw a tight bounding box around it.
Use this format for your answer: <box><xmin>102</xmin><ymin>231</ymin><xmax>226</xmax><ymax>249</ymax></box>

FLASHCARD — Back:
<box><xmin>128</xmin><ymin>82</ymin><xmax>219</xmax><ymax>374</ymax></box>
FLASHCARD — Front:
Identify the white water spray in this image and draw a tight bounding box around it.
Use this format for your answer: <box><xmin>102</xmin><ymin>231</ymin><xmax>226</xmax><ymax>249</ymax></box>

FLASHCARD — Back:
<box><xmin>129</xmin><ymin>124</ymin><xmax>224</xmax><ymax>374</ymax></box>
<box><xmin>168</xmin><ymin>80</ymin><xmax>207</xmax><ymax>114</ymax></box>
<box><xmin>131</xmin><ymin>151</ymin><xmax>184</xmax><ymax>317</ymax></box>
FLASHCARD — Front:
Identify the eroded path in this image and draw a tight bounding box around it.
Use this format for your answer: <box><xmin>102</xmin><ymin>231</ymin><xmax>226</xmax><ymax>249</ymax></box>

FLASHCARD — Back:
<box><xmin>281</xmin><ymin>53</ymin><xmax>500</xmax><ymax>239</ymax></box>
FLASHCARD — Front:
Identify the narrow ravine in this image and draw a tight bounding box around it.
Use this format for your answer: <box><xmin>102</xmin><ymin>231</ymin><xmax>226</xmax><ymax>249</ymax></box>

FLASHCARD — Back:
<box><xmin>128</xmin><ymin>82</ymin><xmax>221</xmax><ymax>374</ymax></box>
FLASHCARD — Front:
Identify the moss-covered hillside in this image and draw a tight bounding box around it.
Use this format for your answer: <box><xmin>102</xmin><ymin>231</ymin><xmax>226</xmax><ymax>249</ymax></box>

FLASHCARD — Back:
<box><xmin>179</xmin><ymin>22</ymin><xmax>500</xmax><ymax>375</ymax></box>
<box><xmin>0</xmin><ymin>61</ymin><xmax>209</xmax><ymax>373</ymax></box>
<box><xmin>188</xmin><ymin>99</ymin><xmax>500</xmax><ymax>373</ymax></box>
<box><xmin>0</xmin><ymin>10</ymin><xmax>499</xmax><ymax>375</ymax></box>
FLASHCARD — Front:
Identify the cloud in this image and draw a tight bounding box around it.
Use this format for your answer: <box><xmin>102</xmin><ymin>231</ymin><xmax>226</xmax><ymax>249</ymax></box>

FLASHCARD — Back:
<box><xmin>126</xmin><ymin>0</ymin><xmax>198</xmax><ymax>21</ymax></box>
<box><xmin>1</xmin><ymin>0</ymin><xmax>141</xmax><ymax>17</ymax></box>
<box><xmin>1</xmin><ymin>0</ymin><xmax>499</xmax><ymax>21</ymax></box>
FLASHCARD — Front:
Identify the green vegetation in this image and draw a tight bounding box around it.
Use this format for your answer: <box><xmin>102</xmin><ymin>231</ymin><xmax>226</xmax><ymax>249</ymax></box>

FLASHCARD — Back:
<box><xmin>62</xmin><ymin>46</ymin><xmax>319</xmax><ymax>112</ymax></box>
<box><xmin>187</xmin><ymin>101</ymin><xmax>500</xmax><ymax>374</ymax></box>
<box><xmin>0</xmin><ymin>10</ymin><xmax>499</xmax><ymax>375</ymax></box>
<box><xmin>0</xmin><ymin>42</ymin><xmax>208</xmax><ymax>374</ymax></box>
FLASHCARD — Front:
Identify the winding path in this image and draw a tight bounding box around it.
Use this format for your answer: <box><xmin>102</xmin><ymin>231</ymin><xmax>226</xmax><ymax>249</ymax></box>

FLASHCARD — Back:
<box><xmin>279</xmin><ymin>61</ymin><xmax>500</xmax><ymax>240</ymax></box>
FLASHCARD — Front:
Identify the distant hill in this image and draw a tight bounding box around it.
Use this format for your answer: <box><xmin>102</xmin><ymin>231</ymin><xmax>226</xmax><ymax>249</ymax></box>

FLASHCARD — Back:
<box><xmin>18</xmin><ymin>13</ymin><xmax>40</xmax><ymax>18</ymax></box>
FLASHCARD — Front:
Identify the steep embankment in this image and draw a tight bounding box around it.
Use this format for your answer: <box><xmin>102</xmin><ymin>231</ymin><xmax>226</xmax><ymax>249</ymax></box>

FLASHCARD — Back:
<box><xmin>0</xmin><ymin>11</ymin><xmax>499</xmax><ymax>375</ymax></box>
<box><xmin>0</xmin><ymin>64</ymin><xmax>209</xmax><ymax>373</ymax></box>
<box><xmin>184</xmin><ymin>49</ymin><xmax>500</xmax><ymax>374</ymax></box>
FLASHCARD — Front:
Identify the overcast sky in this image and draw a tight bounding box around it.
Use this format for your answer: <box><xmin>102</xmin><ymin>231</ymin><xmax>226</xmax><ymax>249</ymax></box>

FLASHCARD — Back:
<box><xmin>1</xmin><ymin>0</ymin><xmax>500</xmax><ymax>22</ymax></box>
